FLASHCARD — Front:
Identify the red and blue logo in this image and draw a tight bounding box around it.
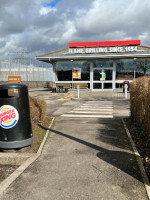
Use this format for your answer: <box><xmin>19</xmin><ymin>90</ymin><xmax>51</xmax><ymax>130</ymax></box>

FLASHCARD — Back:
<box><xmin>0</xmin><ymin>105</ymin><xmax>19</xmax><ymax>129</ymax></box>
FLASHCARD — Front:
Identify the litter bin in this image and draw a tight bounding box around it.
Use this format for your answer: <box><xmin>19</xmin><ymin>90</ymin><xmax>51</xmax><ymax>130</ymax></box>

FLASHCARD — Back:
<box><xmin>0</xmin><ymin>83</ymin><xmax>33</xmax><ymax>149</ymax></box>
<box><xmin>123</xmin><ymin>81</ymin><xmax>130</xmax><ymax>93</ymax></box>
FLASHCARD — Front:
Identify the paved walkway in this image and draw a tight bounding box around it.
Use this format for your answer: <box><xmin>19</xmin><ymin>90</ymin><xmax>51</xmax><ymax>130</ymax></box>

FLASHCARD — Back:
<box><xmin>61</xmin><ymin>101</ymin><xmax>113</xmax><ymax>118</ymax></box>
<box><xmin>0</xmin><ymin>90</ymin><xmax>148</xmax><ymax>200</ymax></box>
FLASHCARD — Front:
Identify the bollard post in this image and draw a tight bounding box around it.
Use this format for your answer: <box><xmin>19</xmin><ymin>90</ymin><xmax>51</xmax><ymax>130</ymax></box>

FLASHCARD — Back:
<box><xmin>77</xmin><ymin>85</ymin><xmax>79</xmax><ymax>98</ymax></box>
<box><xmin>125</xmin><ymin>84</ymin><xmax>128</xmax><ymax>99</ymax></box>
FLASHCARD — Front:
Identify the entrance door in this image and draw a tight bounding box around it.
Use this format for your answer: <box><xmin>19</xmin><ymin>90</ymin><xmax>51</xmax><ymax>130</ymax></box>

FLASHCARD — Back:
<box><xmin>93</xmin><ymin>68</ymin><xmax>113</xmax><ymax>90</ymax></box>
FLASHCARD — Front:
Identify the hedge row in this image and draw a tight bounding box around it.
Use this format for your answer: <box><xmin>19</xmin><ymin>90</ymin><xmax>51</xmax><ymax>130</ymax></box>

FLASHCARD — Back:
<box><xmin>130</xmin><ymin>76</ymin><xmax>150</xmax><ymax>137</ymax></box>
<box><xmin>29</xmin><ymin>96</ymin><xmax>46</xmax><ymax>131</ymax></box>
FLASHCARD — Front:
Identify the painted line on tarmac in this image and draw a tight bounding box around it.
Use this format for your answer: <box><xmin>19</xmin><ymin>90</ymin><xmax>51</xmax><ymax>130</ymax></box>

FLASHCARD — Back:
<box><xmin>58</xmin><ymin>99</ymin><xmax>71</xmax><ymax>101</ymax></box>
<box><xmin>84</xmin><ymin>104</ymin><xmax>113</xmax><ymax>107</ymax></box>
<box><xmin>42</xmin><ymin>98</ymin><xmax>51</xmax><ymax>100</ymax></box>
<box><xmin>69</xmin><ymin>110</ymin><xmax>113</xmax><ymax>114</ymax></box>
<box><xmin>61</xmin><ymin>114</ymin><xmax>113</xmax><ymax>118</ymax></box>
<box><xmin>85</xmin><ymin>102</ymin><xmax>113</xmax><ymax>104</ymax></box>
<box><xmin>85</xmin><ymin>101</ymin><xmax>112</xmax><ymax>102</ymax></box>
<box><xmin>80</xmin><ymin>106</ymin><xmax>113</xmax><ymax>108</ymax></box>
<box><xmin>82</xmin><ymin>104</ymin><xmax>112</xmax><ymax>106</ymax></box>
<box><xmin>58</xmin><ymin>94</ymin><xmax>77</xmax><ymax>101</ymax></box>
<box><xmin>74</xmin><ymin>108</ymin><xmax>113</xmax><ymax>111</ymax></box>
<box><xmin>122</xmin><ymin>119</ymin><xmax>150</xmax><ymax>200</ymax></box>
<box><xmin>61</xmin><ymin>100</ymin><xmax>113</xmax><ymax>118</ymax></box>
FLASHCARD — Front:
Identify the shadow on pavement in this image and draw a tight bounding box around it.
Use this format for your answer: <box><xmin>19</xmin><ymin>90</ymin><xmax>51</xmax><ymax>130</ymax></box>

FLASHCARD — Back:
<box><xmin>41</xmin><ymin>126</ymin><xmax>143</xmax><ymax>183</ymax></box>
<box><xmin>96</xmin><ymin>118</ymin><xmax>131</xmax><ymax>151</ymax></box>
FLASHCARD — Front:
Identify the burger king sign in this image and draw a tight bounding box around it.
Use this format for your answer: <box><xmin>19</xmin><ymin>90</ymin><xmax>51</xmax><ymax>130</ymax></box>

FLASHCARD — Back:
<box><xmin>0</xmin><ymin>105</ymin><xmax>19</xmax><ymax>129</ymax></box>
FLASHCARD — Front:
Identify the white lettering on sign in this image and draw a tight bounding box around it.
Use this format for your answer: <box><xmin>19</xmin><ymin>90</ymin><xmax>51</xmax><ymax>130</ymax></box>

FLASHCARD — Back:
<box><xmin>68</xmin><ymin>46</ymin><xmax>143</xmax><ymax>54</ymax></box>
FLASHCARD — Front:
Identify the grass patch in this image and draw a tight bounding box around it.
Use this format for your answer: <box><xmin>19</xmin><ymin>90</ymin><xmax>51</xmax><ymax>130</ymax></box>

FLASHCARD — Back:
<box><xmin>29</xmin><ymin>96</ymin><xmax>52</xmax><ymax>152</ymax></box>
<box><xmin>23</xmin><ymin>116</ymin><xmax>52</xmax><ymax>153</ymax></box>
<box><xmin>0</xmin><ymin>96</ymin><xmax>52</xmax><ymax>182</ymax></box>
<box><xmin>29</xmin><ymin>96</ymin><xmax>47</xmax><ymax>131</ymax></box>
<box><xmin>0</xmin><ymin>165</ymin><xmax>18</xmax><ymax>182</ymax></box>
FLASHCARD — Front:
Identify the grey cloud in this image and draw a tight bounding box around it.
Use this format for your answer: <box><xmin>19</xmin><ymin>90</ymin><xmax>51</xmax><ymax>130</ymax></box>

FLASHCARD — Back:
<box><xmin>0</xmin><ymin>0</ymin><xmax>150</xmax><ymax>63</ymax></box>
<box><xmin>72</xmin><ymin>0</ymin><xmax>150</xmax><ymax>45</ymax></box>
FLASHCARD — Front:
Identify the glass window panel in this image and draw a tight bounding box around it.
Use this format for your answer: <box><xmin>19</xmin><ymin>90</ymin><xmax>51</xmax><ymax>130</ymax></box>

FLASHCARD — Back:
<box><xmin>116</xmin><ymin>60</ymin><xmax>134</xmax><ymax>80</ymax></box>
<box><xmin>135</xmin><ymin>59</ymin><xmax>150</xmax><ymax>78</ymax></box>
<box><xmin>93</xmin><ymin>60</ymin><xmax>113</xmax><ymax>68</ymax></box>
<box><xmin>93</xmin><ymin>83</ymin><xmax>102</xmax><ymax>89</ymax></box>
<box><xmin>73</xmin><ymin>83</ymin><xmax>89</xmax><ymax>89</ymax></box>
<box><xmin>116</xmin><ymin>83</ymin><xmax>123</xmax><ymax>89</ymax></box>
<box><xmin>55</xmin><ymin>61</ymin><xmax>72</xmax><ymax>81</ymax></box>
<box><xmin>55</xmin><ymin>61</ymin><xmax>90</xmax><ymax>81</ymax></box>
<box><xmin>93</xmin><ymin>69</ymin><xmax>102</xmax><ymax>81</ymax></box>
<box><xmin>116</xmin><ymin>59</ymin><xmax>150</xmax><ymax>80</ymax></box>
<box><xmin>104</xmin><ymin>83</ymin><xmax>112</xmax><ymax>89</ymax></box>
<box><xmin>104</xmin><ymin>69</ymin><xmax>112</xmax><ymax>80</ymax></box>
<box><xmin>72</xmin><ymin>61</ymin><xmax>90</xmax><ymax>81</ymax></box>
<box><xmin>56</xmin><ymin>83</ymin><xmax>71</xmax><ymax>88</ymax></box>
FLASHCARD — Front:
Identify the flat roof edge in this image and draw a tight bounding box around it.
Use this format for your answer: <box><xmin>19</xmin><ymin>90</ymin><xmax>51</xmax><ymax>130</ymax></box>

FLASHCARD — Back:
<box><xmin>69</xmin><ymin>40</ymin><xmax>141</xmax><ymax>48</ymax></box>
<box><xmin>36</xmin><ymin>54</ymin><xmax>150</xmax><ymax>61</ymax></box>
<box><xmin>36</xmin><ymin>48</ymin><xmax>69</xmax><ymax>58</ymax></box>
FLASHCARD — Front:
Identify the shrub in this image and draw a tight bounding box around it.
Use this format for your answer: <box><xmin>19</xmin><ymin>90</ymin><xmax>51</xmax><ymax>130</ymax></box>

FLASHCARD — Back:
<box><xmin>29</xmin><ymin>96</ymin><xmax>46</xmax><ymax>131</ymax></box>
<box><xmin>130</xmin><ymin>76</ymin><xmax>150</xmax><ymax>137</ymax></box>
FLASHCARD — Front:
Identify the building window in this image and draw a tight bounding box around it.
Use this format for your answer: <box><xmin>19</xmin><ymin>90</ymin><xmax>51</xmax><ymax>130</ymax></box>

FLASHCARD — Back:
<box><xmin>116</xmin><ymin>60</ymin><xmax>134</xmax><ymax>80</ymax></box>
<box><xmin>55</xmin><ymin>60</ymin><xmax>90</xmax><ymax>81</ymax></box>
<box><xmin>135</xmin><ymin>59</ymin><xmax>150</xmax><ymax>78</ymax></box>
<box><xmin>104</xmin><ymin>83</ymin><xmax>112</xmax><ymax>89</ymax></box>
<box><xmin>72</xmin><ymin>61</ymin><xmax>90</xmax><ymax>81</ymax></box>
<box><xmin>55</xmin><ymin>61</ymin><xmax>72</xmax><ymax>81</ymax></box>
<box><xmin>116</xmin><ymin>59</ymin><xmax>150</xmax><ymax>81</ymax></box>
<box><xmin>93</xmin><ymin>60</ymin><xmax>113</xmax><ymax>68</ymax></box>
<box><xmin>93</xmin><ymin>83</ymin><xmax>102</xmax><ymax>89</ymax></box>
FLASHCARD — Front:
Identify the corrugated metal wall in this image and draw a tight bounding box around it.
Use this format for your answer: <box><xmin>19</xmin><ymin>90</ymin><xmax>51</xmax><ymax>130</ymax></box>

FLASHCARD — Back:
<box><xmin>0</xmin><ymin>60</ymin><xmax>53</xmax><ymax>81</ymax></box>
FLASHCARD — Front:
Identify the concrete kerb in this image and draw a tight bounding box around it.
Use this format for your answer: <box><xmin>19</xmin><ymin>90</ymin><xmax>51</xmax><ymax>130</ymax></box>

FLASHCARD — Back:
<box><xmin>122</xmin><ymin>119</ymin><xmax>150</xmax><ymax>200</ymax></box>
<box><xmin>0</xmin><ymin>117</ymin><xmax>55</xmax><ymax>197</ymax></box>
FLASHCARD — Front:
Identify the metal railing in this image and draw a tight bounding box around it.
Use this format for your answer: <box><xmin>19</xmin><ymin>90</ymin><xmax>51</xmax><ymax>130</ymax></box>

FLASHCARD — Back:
<box><xmin>0</xmin><ymin>60</ymin><xmax>52</xmax><ymax>81</ymax></box>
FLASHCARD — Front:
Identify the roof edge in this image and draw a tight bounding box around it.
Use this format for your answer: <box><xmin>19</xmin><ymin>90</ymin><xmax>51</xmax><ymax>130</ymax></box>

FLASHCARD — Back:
<box><xmin>36</xmin><ymin>48</ymin><xmax>69</xmax><ymax>58</ymax></box>
<box><xmin>69</xmin><ymin>40</ymin><xmax>141</xmax><ymax>48</ymax></box>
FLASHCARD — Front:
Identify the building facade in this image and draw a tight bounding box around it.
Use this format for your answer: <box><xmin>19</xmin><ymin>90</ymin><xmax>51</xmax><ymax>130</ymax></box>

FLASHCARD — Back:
<box><xmin>36</xmin><ymin>40</ymin><xmax>150</xmax><ymax>90</ymax></box>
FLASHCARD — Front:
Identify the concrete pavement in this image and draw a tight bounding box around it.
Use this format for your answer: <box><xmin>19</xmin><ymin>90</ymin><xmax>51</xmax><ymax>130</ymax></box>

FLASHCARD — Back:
<box><xmin>0</xmin><ymin>89</ymin><xmax>148</xmax><ymax>200</ymax></box>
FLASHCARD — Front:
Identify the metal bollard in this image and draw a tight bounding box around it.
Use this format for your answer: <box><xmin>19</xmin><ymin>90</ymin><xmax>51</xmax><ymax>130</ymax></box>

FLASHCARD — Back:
<box><xmin>124</xmin><ymin>84</ymin><xmax>128</xmax><ymax>99</ymax></box>
<box><xmin>77</xmin><ymin>85</ymin><xmax>79</xmax><ymax>98</ymax></box>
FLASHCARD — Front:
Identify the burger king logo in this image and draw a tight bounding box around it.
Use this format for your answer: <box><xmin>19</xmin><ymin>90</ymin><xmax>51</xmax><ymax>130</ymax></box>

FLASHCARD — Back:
<box><xmin>0</xmin><ymin>105</ymin><xmax>19</xmax><ymax>129</ymax></box>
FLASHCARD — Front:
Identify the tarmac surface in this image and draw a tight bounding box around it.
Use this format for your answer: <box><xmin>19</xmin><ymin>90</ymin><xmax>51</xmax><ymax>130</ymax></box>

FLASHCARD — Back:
<box><xmin>0</xmin><ymin>89</ymin><xmax>148</xmax><ymax>200</ymax></box>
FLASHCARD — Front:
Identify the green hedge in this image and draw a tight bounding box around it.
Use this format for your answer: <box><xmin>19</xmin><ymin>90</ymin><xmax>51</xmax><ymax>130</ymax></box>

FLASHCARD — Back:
<box><xmin>130</xmin><ymin>76</ymin><xmax>150</xmax><ymax>137</ymax></box>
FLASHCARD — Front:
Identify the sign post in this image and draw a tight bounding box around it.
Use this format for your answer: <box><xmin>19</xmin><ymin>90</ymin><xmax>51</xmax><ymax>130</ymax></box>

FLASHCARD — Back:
<box><xmin>77</xmin><ymin>85</ymin><xmax>80</xmax><ymax>98</ymax></box>
<box><xmin>8</xmin><ymin>76</ymin><xmax>21</xmax><ymax>83</ymax></box>
<box><xmin>125</xmin><ymin>84</ymin><xmax>128</xmax><ymax>99</ymax></box>
<box><xmin>8</xmin><ymin>76</ymin><xmax>21</xmax><ymax>93</ymax></box>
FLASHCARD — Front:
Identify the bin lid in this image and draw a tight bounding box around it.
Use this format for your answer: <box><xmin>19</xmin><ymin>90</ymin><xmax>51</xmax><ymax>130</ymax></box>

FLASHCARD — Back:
<box><xmin>123</xmin><ymin>81</ymin><xmax>129</xmax><ymax>84</ymax></box>
<box><xmin>0</xmin><ymin>83</ymin><xmax>27</xmax><ymax>89</ymax></box>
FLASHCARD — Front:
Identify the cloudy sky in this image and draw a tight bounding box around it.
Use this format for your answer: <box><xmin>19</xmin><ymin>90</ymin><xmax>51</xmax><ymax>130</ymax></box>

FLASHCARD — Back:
<box><xmin>0</xmin><ymin>0</ymin><xmax>150</xmax><ymax>66</ymax></box>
